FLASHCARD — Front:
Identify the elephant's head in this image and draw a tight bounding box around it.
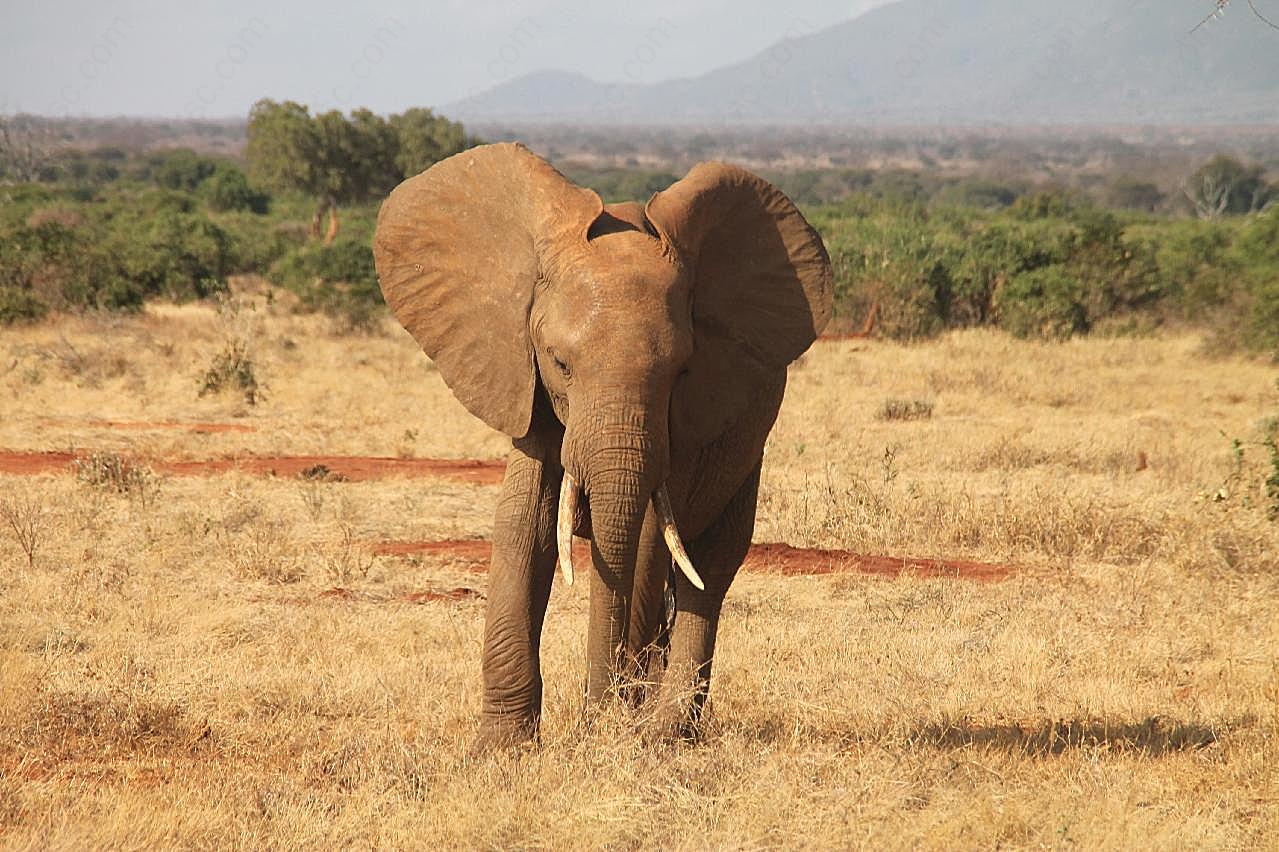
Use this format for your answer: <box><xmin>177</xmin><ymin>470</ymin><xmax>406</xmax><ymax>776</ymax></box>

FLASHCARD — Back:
<box><xmin>373</xmin><ymin>142</ymin><xmax>830</xmax><ymax>620</ymax></box>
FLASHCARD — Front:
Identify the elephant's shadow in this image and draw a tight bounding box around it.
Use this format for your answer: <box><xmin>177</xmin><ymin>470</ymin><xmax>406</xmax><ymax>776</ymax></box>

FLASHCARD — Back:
<box><xmin>736</xmin><ymin>714</ymin><xmax>1232</xmax><ymax>756</ymax></box>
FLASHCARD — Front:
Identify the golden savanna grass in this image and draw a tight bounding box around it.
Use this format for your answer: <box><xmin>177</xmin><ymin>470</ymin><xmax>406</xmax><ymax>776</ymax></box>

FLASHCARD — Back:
<box><xmin>1</xmin><ymin>290</ymin><xmax>1277</xmax><ymax>849</ymax></box>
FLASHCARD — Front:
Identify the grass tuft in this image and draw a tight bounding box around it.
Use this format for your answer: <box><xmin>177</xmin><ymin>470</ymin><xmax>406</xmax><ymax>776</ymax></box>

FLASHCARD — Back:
<box><xmin>73</xmin><ymin>451</ymin><xmax>157</xmax><ymax>503</ymax></box>
<box><xmin>878</xmin><ymin>398</ymin><xmax>935</xmax><ymax>421</ymax></box>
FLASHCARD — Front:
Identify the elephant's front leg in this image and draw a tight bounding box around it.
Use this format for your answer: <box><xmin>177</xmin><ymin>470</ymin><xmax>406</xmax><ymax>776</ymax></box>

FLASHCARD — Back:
<box><xmin>476</xmin><ymin>434</ymin><xmax>561</xmax><ymax>750</ymax></box>
<box><xmin>647</xmin><ymin>460</ymin><xmax>761</xmax><ymax>741</ymax></box>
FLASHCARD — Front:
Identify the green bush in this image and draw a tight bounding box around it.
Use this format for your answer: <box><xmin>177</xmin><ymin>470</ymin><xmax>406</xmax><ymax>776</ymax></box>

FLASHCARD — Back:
<box><xmin>813</xmin><ymin>190</ymin><xmax>1251</xmax><ymax>343</ymax></box>
<box><xmin>1124</xmin><ymin>220</ymin><xmax>1235</xmax><ymax>317</ymax></box>
<box><xmin>149</xmin><ymin>148</ymin><xmax>221</xmax><ymax>191</ymax></box>
<box><xmin>1243</xmin><ymin>277</ymin><xmax>1279</xmax><ymax>354</ymax></box>
<box><xmin>1010</xmin><ymin>190</ymin><xmax>1075</xmax><ymax>220</ymax></box>
<box><xmin>823</xmin><ymin>212</ymin><xmax>949</xmax><ymax>340</ymax></box>
<box><xmin>270</xmin><ymin>238</ymin><xmax>383</xmax><ymax>331</ymax></box>
<box><xmin>113</xmin><ymin>211</ymin><xmax>233</xmax><ymax>302</ymax></box>
<box><xmin>199</xmin><ymin>163</ymin><xmax>269</xmax><ymax>213</ymax></box>
<box><xmin>0</xmin><ymin>220</ymin><xmax>102</xmax><ymax>317</ymax></box>
<box><xmin>997</xmin><ymin>265</ymin><xmax>1089</xmax><ymax>339</ymax></box>
<box><xmin>0</xmin><ymin>286</ymin><xmax>48</xmax><ymax>323</ymax></box>
<box><xmin>935</xmin><ymin>178</ymin><xmax>1023</xmax><ymax>210</ymax></box>
<box><xmin>936</xmin><ymin>219</ymin><xmax>1070</xmax><ymax>326</ymax></box>
<box><xmin>0</xmin><ymin>195</ymin><xmax>242</xmax><ymax>323</ymax></box>
<box><xmin>1233</xmin><ymin>211</ymin><xmax>1279</xmax><ymax>270</ymax></box>
<box><xmin>217</xmin><ymin>214</ymin><xmax>307</xmax><ymax>274</ymax></box>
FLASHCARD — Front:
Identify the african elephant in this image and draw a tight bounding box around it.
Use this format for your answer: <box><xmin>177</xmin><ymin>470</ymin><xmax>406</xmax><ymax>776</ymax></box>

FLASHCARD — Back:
<box><xmin>373</xmin><ymin>143</ymin><xmax>831</xmax><ymax>748</ymax></box>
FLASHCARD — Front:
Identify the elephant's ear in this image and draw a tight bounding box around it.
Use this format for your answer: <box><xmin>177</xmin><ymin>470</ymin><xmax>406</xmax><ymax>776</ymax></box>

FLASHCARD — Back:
<box><xmin>374</xmin><ymin>143</ymin><xmax>602</xmax><ymax>437</ymax></box>
<box><xmin>645</xmin><ymin>162</ymin><xmax>833</xmax><ymax>444</ymax></box>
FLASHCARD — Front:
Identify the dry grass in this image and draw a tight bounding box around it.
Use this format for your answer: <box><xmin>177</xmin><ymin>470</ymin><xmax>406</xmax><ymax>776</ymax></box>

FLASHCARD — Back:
<box><xmin>1</xmin><ymin>301</ymin><xmax>1277</xmax><ymax>849</ymax></box>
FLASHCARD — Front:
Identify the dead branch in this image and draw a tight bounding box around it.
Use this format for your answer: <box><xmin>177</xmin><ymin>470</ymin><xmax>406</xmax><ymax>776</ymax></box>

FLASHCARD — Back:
<box><xmin>1193</xmin><ymin>1</ymin><xmax>1279</xmax><ymax>33</ymax></box>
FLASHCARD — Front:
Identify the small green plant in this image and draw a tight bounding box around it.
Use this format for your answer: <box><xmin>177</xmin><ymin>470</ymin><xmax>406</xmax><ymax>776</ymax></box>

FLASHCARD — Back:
<box><xmin>74</xmin><ymin>452</ymin><xmax>157</xmax><ymax>504</ymax></box>
<box><xmin>878</xmin><ymin>398</ymin><xmax>935</xmax><ymax>421</ymax></box>
<box><xmin>199</xmin><ymin>338</ymin><xmax>260</xmax><ymax>405</ymax></box>
<box><xmin>199</xmin><ymin>294</ymin><xmax>264</xmax><ymax>405</ymax></box>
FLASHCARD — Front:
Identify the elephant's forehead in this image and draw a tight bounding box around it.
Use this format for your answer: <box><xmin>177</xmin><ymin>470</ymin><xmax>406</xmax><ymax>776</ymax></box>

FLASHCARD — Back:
<box><xmin>556</xmin><ymin>233</ymin><xmax>680</xmax><ymax>292</ymax></box>
<box><xmin>537</xmin><ymin>242</ymin><xmax>689</xmax><ymax>348</ymax></box>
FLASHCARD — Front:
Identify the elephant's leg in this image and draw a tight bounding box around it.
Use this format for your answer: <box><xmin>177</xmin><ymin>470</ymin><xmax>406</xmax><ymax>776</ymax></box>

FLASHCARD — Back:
<box><xmin>648</xmin><ymin>460</ymin><xmax>761</xmax><ymax>741</ymax></box>
<box><xmin>621</xmin><ymin>505</ymin><xmax>670</xmax><ymax>705</ymax></box>
<box><xmin>476</xmin><ymin>437</ymin><xmax>560</xmax><ymax>750</ymax></box>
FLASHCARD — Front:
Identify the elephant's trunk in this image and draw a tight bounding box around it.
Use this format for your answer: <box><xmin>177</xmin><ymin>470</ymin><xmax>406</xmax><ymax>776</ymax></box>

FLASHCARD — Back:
<box><xmin>564</xmin><ymin>402</ymin><xmax>665</xmax><ymax>702</ymax></box>
<box><xmin>556</xmin><ymin>479</ymin><xmax>701</xmax><ymax>591</ymax></box>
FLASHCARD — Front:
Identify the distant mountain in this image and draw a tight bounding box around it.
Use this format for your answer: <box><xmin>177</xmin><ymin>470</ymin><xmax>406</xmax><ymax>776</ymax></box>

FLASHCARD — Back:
<box><xmin>445</xmin><ymin>0</ymin><xmax>1279</xmax><ymax>125</ymax></box>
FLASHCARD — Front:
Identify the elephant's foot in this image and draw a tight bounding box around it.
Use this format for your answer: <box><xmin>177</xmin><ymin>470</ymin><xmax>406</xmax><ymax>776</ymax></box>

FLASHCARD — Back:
<box><xmin>472</xmin><ymin>715</ymin><xmax>539</xmax><ymax>755</ymax></box>
<box><xmin>637</xmin><ymin>679</ymin><xmax>709</xmax><ymax>745</ymax></box>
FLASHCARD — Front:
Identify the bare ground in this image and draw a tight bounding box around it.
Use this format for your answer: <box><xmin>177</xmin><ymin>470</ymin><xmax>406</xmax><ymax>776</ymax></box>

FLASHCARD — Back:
<box><xmin>0</xmin><ymin>300</ymin><xmax>1276</xmax><ymax>848</ymax></box>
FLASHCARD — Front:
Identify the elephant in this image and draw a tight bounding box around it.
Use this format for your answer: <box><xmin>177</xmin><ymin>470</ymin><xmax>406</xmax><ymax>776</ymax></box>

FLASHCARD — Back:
<box><xmin>373</xmin><ymin>142</ymin><xmax>832</xmax><ymax>748</ymax></box>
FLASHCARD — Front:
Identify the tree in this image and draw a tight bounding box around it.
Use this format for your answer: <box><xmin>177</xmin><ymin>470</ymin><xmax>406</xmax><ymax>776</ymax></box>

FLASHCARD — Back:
<box><xmin>0</xmin><ymin>114</ymin><xmax>57</xmax><ymax>183</ymax></box>
<box><xmin>346</xmin><ymin>108</ymin><xmax>400</xmax><ymax>199</ymax></box>
<box><xmin>245</xmin><ymin>100</ymin><xmax>473</xmax><ymax>244</ymax></box>
<box><xmin>389</xmin><ymin>108</ymin><xmax>469</xmax><ymax>177</ymax></box>
<box><xmin>1109</xmin><ymin>177</ymin><xmax>1165</xmax><ymax>212</ymax></box>
<box><xmin>1183</xmin><ymin>155</ymin><xmax>1275</xmax><ymax>219</ymax></box>
<box><xmin>308</xmin><ymin>108</ymin><xmax>402</xmax><ymax>242</ymax></box>
<box><xmin>246</xmin><ymin>100</ymin><xmax>326</xmax><ymax>235</ymax></box>
<box><xmin>199</xmin><ymin>162</ymin><xmax>269</xmax><ymax>213</ymax></box>
<box><xmin>150</xmin><ymin>148</ymin><xmax>218</xmax><ymax>191</ymax></box>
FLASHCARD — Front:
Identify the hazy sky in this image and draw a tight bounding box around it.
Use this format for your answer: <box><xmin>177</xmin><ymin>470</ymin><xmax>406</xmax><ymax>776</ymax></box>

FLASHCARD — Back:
<box><xmin>2</xmin><ymin>1</ymin><xmax>894</xmax><ymax>118</ymax></box>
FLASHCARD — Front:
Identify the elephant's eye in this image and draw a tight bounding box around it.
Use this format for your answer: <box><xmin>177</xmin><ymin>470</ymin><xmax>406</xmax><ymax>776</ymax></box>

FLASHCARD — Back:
<box><xmin>548</xmin><ymin>350</ymin><xmax>571</xmax><ymax>380</ymax></box>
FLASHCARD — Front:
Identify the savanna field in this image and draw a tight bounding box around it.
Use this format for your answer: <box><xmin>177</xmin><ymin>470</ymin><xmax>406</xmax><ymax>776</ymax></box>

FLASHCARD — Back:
<box><xmin>1</xmin><ymin>285</ymin><xmax>1276</xmax><ymax>848</ymax></box>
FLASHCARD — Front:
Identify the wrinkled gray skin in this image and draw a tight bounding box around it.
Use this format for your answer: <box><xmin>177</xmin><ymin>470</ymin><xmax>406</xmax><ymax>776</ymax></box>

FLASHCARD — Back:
<box><xmin>373</xmin><ymin>143</ymin><xmax>832</xmax><ymax>748</ymax></box>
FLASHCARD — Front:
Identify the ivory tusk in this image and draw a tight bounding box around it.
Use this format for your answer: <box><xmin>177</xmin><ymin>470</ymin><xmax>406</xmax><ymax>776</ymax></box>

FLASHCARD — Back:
<box><xmin>557</xmin><ymin>473</ymin><xmax>578</xmax><ymax>586</ymax></box>
<box><xmin>653</xmin><ymin>485</ymin><xmax>705</xmax><ymax>591</ymax></box>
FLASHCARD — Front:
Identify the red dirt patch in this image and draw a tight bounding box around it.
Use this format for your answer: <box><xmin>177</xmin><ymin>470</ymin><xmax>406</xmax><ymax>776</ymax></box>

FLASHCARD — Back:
<box><xmin>372</xmin><ymin>539</ymin><xmax>1013</xmax><ymax>582</ymax></box>
<box><xmin>743</xmin><ymin>542</ymin><xmax>1012</xmax><ymax>582</ymax></box>
<box><xmin>0</xmin><ymin>450</ymin><xmax>504</xmax><ymax>484</ymax></box>
<box><xmin>0</xmin><ymin>450</ymin><xmax>76</xmax><ymax>476</ymax></box>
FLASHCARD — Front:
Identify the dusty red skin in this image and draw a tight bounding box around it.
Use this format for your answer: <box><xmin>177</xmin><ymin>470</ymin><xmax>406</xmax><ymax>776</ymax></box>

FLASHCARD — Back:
<box><xmin>372</xmin><ymin>538</ymin><xmax>1014</xmax><ymax>582</ymax></box>
<box><xmin>0</xmin><ymin>451</ymin><xmax>504</xmax><ymax>484</ymax></box>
